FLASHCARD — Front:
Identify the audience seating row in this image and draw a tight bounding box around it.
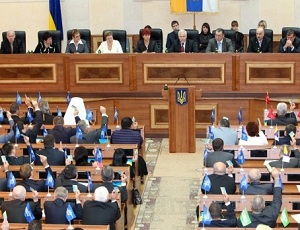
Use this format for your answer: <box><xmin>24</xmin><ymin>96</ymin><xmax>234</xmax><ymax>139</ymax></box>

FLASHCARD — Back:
<box><xmin>0</xmin><ymin>223</ymin><xmax>110</xmax><ymax>230</ymax></box>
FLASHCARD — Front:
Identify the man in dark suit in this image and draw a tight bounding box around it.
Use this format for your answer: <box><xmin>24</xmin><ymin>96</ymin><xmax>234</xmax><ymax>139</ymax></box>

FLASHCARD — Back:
<box><xmin>55</xmin><ymin>164</ymin><xmax>88</xmax><ymax>193</ymax></box>
<box><xmin>0</xmin><ymin>142</ymin><xmax>30</xmax><ymax>166</ymax></box>
<box><xmin>1</xmin><ymin>185</ymin><xmax>42</xmax><ymax>223</ymax></box>
<box><xmin>82</xmin><ymin>186</ymin><xmax>121</xmax><ymax>230</ymax></box>
<box><xmin>206</xmin><ymin>28</ymin><xmax>234</xmax><ymax>53</ymax></box>
<box><xmin>0</xmin><ymin>30</ymin><xmax>25</xmax><ymax>54</ymax></box>
<box><xmin>247</xmin><ymin>27</ymin><xmax>272</xmax><ymax>53</ymax></box>
<box><xmin>269</xmin><ymin>136</ymin><xmax>300</xmax><ymax>168</ymax></box>
<box><xmin>205</xmin><ymin>138</ymin><xmax>240</xmax><ymax>168</ymax></box>
<box><xmin>35</xmin><ymin>134</ymin><xmax>65</xmax><ymax>166</ymax></box>
<box><xmin>44</xmin><ymin>186</ymin><xmax>82</xmax><ymax>224</ymax></box>
<box><xmin>272</xmin><ymin>124</ymin><xmax>300</xmax><ymax>146</ymax></box>
<box><xmin>201</xmin><ymin>162</ymin><xmax>236</xmax><ymax>194</ymax></box>
<box><xmin>34</xmin><ymin>100</ymin><xmax>55</xmax><ymax>125</ymax></box>
<box><xmin>266</xmin><ymin>102</ymin><xmax>297</xmax><ymax>126</ymax></box>
<box><xmin>166</xmin><ymin>20</ymin><xmax>179</xmax><ymax>50</ymax></box>
<box><xmin>168</xmin><ymin>29</ymin><xmax>198</xmax><ymax>53</ymax></box>
<box><xmin>279</xmin><ymin>29</ymin><xmax>300</xmax><ymax>53</ymax></box>
<box><xmin>244</xmin><ymin>168</ymin><xmax>273</xmax><ymax>195</ymax></box>
<box><xmin>237</xmin><ymin>167</ymin><xmax>282</xmax><ymax>228</ymax></box>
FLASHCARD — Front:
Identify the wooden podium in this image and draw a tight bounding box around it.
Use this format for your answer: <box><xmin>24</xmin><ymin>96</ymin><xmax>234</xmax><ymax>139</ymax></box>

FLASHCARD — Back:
<box><xmin>163</xmin><ymin>85</ymin><xmax>202</xmax><ymax>153</ymax></box>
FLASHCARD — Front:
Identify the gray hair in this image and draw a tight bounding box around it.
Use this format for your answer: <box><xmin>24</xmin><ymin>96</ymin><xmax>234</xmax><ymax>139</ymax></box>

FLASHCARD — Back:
<box><xmin>94</xmin><ymin>186</ymin><xmax>109</xmax><ymax>202</ymax></box>
<box><xmin>77</xmin><ymin>120</ymin><xmax>87</xmax><ymax>132</ymax></box>
<box><xmin>54</xmin><ymin>186</ymin><xmax>68</xmax><ymax>200</ymax></box>
<box><xmin>38</xmin><ymin>100</ymin><xmax>50</xmax><ymax>114</ymax></box>
<box><xmin>251</xmin><ymin>195</ymin><xmax>265</xmax><ymax>212</ymax></box>
<box><xmin>178</xmin><ymin>29</ymin><xmax>187</xmax><ymax>37</ymax></box>
<box><xmin>101</xmin><ymin>166</ymin><xmax>114</xmax><ymax>182</ymax></box>
<box><xmin>213</xmin><ymin>162</ymin><xmax>226</xmax><ymax>175</ymax></box>
<box><xmin>277</xmin><ymin>102</ymin><xmax>287</xmax><ymax>116</ymax></box>
<box><xmin>248</xmin><ymin>168</ymin><xmax>261</xmax><ymax>182</ymax></box>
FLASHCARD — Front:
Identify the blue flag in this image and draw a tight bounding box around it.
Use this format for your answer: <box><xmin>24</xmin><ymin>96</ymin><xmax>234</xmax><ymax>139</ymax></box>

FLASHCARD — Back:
<box><xmin>241</xmin><ymin>126</ymin><xmax>248</xmax><ymax>141</ymax></box>
<box><xmin>16</xmin><ymin>91</ymin><xmax>22</xmax><ymax>105</ymax></box>
<box><xmin>237</xmin><ymin>148</ymin><xmax>245</xmax><ymax>165</ymax></box>
<box><xmin>24</xmin><ymin>202</ymin><xmax>35</xmax><ymax>223</ymax></box>
<box><xmin>37</xmin><ymin>92</ymin><xmax>42</xmax><ymax>102</ymax></box>
<box><xmin>66</xmin><ymin>203</ymin><xmax>76</xmax><ymax>222</ymax></box>
<box><xmin>86</xmin><ymin>108</ymin><xmax>93</xmax><ymax>122</ymax></box>
<box><xmin>210</xmin><ymin>108</ymin><xmax>215</xmax><ymax>124</ymax></box>
<box><xmin>201</xmin><ymin>174</ymin><xmax>211</xmax><ymax>192</ymax></box>
<box><xmin>7</xmin><ymin>172</ymin><xmax>16</xmax><ymax>190</ymax></box>
<box><xmin>49</xmin><ymin>0</ymin><xmax>63</xmax><ymax>40</ymax></box>
<box><xmin>76</xmin><ymin>125</ymin><xmax>83</xmax><ymax>140</ymax></box>
<box><xmin>66</xmin><ymin>91</ymin><xmax>71</xmax><ymax>105</ymax></box>
<box><xmin>27</xmin><ymin>109</ymin><xmax>33</xmax><ymax>123</ymax></box>
<box><xmin>28</xmin><ymin>146</ymin><xmax>36</xmax><ymax>162</ymax></box>
<box><xmin>203</xmin><ymin>148</ymin><xmax>208</xmax><ymax>160</ymax></box>
<box><xmin>87</xmin><ymin>172</ymin><xmax>93</xmax><ymax>191</ymax></box>
<box><xmin>15</xmin><ymin>125</ymin><xmax>21</xmax><ymax>139</ymax></box>
<box><xmin>45</xmin><ymin>171</ymin><xmax>54</xmax><ymax>188</ymax></box>
<box><xmin>43</xmin><ymin>127</ymin><xmax>48</xmax><ymax>137</ymax></box>
<box><xmin>240</xmin><ymin>174</ymin><xmax>248</xmax><ymax>191</ymax></box>
<box><xmin>114</xmin><ymin>107</ymin><xmax>118</xmax><ymax>123</ymax></box>
<box><xmin>0</xmin><ymin>109</ymin><xmax>4</xmax><ymax>123</ymax></box>
<box><xmin>57</xmin><ymin>106</ymin><xmax>62</xmax><ymax>117</ymax></box>
<box><xmin>208</xmin><ymin>126</ymin><xmax>214</xmax><ymax>140</ymax></box>
<box><xmin>238</xmin><ymin>107</ymin><xmax>243</xmax><ymax>123</ymax></box>
<box><xmin>95</xmin><ymin>147</ymin><xmax>102</xmax><ymax>163</ymax></box>
<box><xmin>64</xmin><ymin>148</ymin><xmax>68</xmax><ymax>159</ymax></box>
<box><xmin>202</xmin><ymin>204</ymin><xmax>212</xmax><ymax>225</ymax></box>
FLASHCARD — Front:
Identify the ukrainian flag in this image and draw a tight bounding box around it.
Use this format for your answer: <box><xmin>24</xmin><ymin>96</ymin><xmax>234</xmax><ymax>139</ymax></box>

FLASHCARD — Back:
<box><xmin>170</xmin><ymin>0</ymin><xmax>218</xmax><ymax>13</ymax></box>
<box><xmin>49</xmin><ymin>0</ymin><xmax>63</xmax><ymax>39</ymax></box>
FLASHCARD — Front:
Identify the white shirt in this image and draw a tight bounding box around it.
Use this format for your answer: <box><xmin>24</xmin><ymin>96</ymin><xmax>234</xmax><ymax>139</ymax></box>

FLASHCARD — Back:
<box><xmin>95</xmin><ymin>40</ymin><xmax>123</xmax><ymax>54</ymax></box>
<box><xmin>238</xmin><ymin>131</ymin><xmax>268</xmax><ymax>146</ymax></box>
<box><xmin>69</xmin><ymin>39</ymin><xmax>83</xmax><ymax>51</ymax></box>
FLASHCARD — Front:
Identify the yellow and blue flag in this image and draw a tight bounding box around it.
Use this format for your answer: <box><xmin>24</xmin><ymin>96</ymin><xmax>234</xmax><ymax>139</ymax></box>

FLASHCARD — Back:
<box><xmin>49</xmin><ymin>0</ymin><xmax>63</xmax><ymax>39</ymax></box>
<box><xmin>170</xmin><ymin>0</ymin><xmax>218</xmax><ymax>13</ymax></box>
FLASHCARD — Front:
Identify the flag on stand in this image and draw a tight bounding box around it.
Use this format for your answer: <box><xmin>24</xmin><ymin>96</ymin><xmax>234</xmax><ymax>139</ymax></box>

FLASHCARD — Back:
<box><xmin>170</xmin><ymin>0</ymin><xmax>218</xmax><ymax>13</ymax></box>
<box><xmin>210</xmin><ymin>108</ymin><xmax>215</xmax><ymax>124</ymax></box>
<box><xmin>240</xmin><ymin>175</ymin><xmax>248</xmax><ymax>191</ymax></box>
<box><xmin>76</xmin><ymin>125</ymin><xmax>83</xmax><ymax>140</ymax></box>
<box><xmin>49</xmin><ymin>0</ymin><xmax>63</xmax><ymax>40</ymax></box>
<box><xmin>265</xmin><ymin>91</ymin><xmax>270</xmax><ymax>105</ymax></box>
<box><xmin>66</xmin><ymin>91</ymin><xmax>71</xmax><ymax>105</ymax></box>
<box><xmin>274</xmin><ymin>125</ymin><xmax>279</xmax><ymax>142</ymax></box>
<box><xmin>28</xmin><ymin>146</ymin><xmax>36</xmax><ymax>162</ymax></box>
<box><xmin>202</xmin><ymin>204</ymin><xmax>212</xmax><ymax>225</ymax></box>
<box><xmin>65</xmin><ymin>203</ymin><xmax>76</xmax><ymax>222</ymax></box>
<box><xmin>240</xmin><ymin>207</ymin><xmax>252</xmax><ymax>226</ymax></box>
<box><xmin>57</xmin><ymin>106</ymin><xmax>62</xmax><ymax>117</ymax></box>
<box><xmin>280</xmin><ymin>207</ymin><xmax>290</xmax><ymax>227</ymax></box>
<box><xmin>208</xmin><ymin>125</ymin><xmax>214</xmax><ymax>140</ymax></box>
<box><xmin>7</xmin><ymin>172</ymin><xmax>16</xmax><ymax>190</ymax></box>
<box><xmin>86</xmin><ymin>108</ymin><xmax>93</xmax><ymax>122</ymax></box>
<box><xmin>43</xmin><ymin>127</ymin><xmax>48</xmax><ymax>137</ymax></box>
<box><xmin>37</xmin><ymin>92</ymin><xmax>42</xmax><ymax>102</ymax></box>
<box><xmin>267</xmin><ymin>107</ymin><xmax>276</xmax><ymax>120</ymax></box>
<box><xmin>114</xmin><ymin>107</ymin><xmax>118</xmax><ymax>123</ymax></box>
<box><xmin>27</xmin><ymin>109</ymin><xmax>33</xmax><ymax>123</ymax></box>
<box><xmin>15</xmin><ymin>126</ymin><xmax>21</xmax><ymax>139</ymax></box>
<box><xmin>64</xmin><ymin>148</ymin><xmax>68</xmax><ymax>159</ymax></box>
<box><xmin>24</xmin><ymin>202</ymin><xmax>35</xmax><ymax>223</ymax></box>
<box><xmin>237</xmin><ymin>147</ymin><xmax>245</xmax><ymax>165</ymax></box>
<box><xmin>16</xmin><ymin>91</ymin><xmax>22</xmax><ymax>105</ymax></box>
<box><xmin>45</xmin><ymin>171</ymin><xmax>54</xmax><ymax>188</ymax></box>
<box><xmin>238</xmin><ymin>107</ymin><xmax>243</xmax><ymax>124</ymax></box>
<box><xmin>87</xmin><ymin>172</ymin><xmax>93</xmax><ymax>191</ymax></box>
<box><xmin>201</xmin><ymin>174</ymin><xmax>211</xmax><ymax>192</ymax></box>
<box><xmin>95</xmin><ymin>147</ymin><xmax>102</xmax><ymax>164</ymax></box>
<box><xmin>241</xmin><ymin>126</ymin><xmax>248</xmax><ymax>141</ymax></box>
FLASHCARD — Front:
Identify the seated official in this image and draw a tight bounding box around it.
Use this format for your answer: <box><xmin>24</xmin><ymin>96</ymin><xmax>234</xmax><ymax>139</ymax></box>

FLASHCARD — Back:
<box><xmin>198</xmin><ymin>22</ymin><xmax>213</xmax><ymax>53</ymax></box>
<box><xmin>278</xmin><ymin>29</ymin><xmax>300</xmax><ymax>53</ymax></box>
<box><xmin>1</xmin><ymin>185</ymin><xmax>42</xmax><ymax>223</ymax></box>
<box><xmin>247</xmin><ymin>27</ymin><xmax>272</xmax><ymax>53</ymax></box>
<box><xmin>166</xmin><ymin>20</ymin><xmax>179</xmax><ymax>50</ymax></box>
<box><xmin>273</xmin><ymin>124</ymin><xmax>300</xmax><ymax>145</ymax></box>
<box><xmin>237</xmin><ymin>167</ymin><xmax>282</xmax><ymax>228</ymax></box>
<box><xmin>197</xmin><ymin>194</ymin><xmax>237</xmax><ymax>227</ymax></box>
<box><xmin>65</xmin><ymin>29</ymin><xmax>89</xmax><ymax>53</ymax></box>
<box><xmin>267</xmin><ymin>102</ymin><xmax>297</xmax><ymax>126</ymax></box>
<box><xmin>82</xmin><ymin>186</ymin><xmax>121</xmax><ymax>230</ymax></box>
<box><xmin>270</xmin><ymin>137</ymin><xmax>300</xmax><ymax>168</ymax></box>
<box><xmin>211</xmin><ymin>117</ymin><xmax>238</xmax><ymax>145</ymax></box>
<box><xmin>205</xmin><ymin>138</ymin><xmax>240</xmax><ymax>168</ymax></box>
<box><xmin>55</xmin><ymin>164</ymin><xmax>88</xmax><ymax>193</ymax></box>
<box><xmin>201</xmin><ymin>162</ymin><xmax>236</xmax><ymax>194</ymax></box>
<box><xmin>34</xmin><ymin>134</ymin><xmax>65</xmax><ymax>166</ymax></box>
<box><xmin>134</xmin><ymin>28</ymin><xmax>159</xmax><ymax>53</ymax></box>
<box><xmin>95</xmin><ymin>31</ymin><xmax>123</xmax><ymax>54</ymax></box>
<box><xmin>2</xmin><ymin>99</ymin><xmax>31</xmax><ymax>125</ymax></box>
<box><xmin>231</xmin><ymin>20</ymin><xmax>244</xmax><ymax>52</ymax></box>
<box><xmin>0</xmin><ymin>30</ymin><xmax>25</xmax><ymax>54</ymax></box>
<box><xmin>44</xmin><ymin>187</ymin><xmax>82</xmax><ymax>224</ymax></box>
<box><xmin>243</xmin><ymin>168</ymin><xmax>273</xmax><ymax>195</ymax></box>
<box><xmin>239</xmin><ymin>121</ymin><xmax>268</xmax><ymax>146</ymax></box>
<box><xmin>168</xmin><ymin>29</ymin><xmax>198</xmax><ymax>53</ymax></box>
<box><xmin>206</xmin><ymin>28</ymin><xmax>234</xmax><ymax>53</ymax></box>
<box><xmin>34</xmin><ymin>31</ymin><xmax>60</xmax><ymax>53</ymax></box>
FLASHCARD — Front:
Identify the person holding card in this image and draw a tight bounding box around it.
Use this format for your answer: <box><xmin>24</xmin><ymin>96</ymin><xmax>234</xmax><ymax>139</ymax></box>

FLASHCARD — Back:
<box><xmin>238</xmin><ymin>121</ymin><xmax>268</xmax><ymax>146</ymax></box>
<box><xmin>44</xmin><ymin>186</ymin><xmax>82</xmax><ymax>224</ymax></box>
<box><xmin>0</xmin><ymin>141</ymin><xmax>31</xmax><ymax>166</ymax></box>
<box><xmin>211</xmin><ymin>118</ymin><xmax>238</xmax><ymax>145</ymax></box>
<box><xmin>272</xmin><ymin>124</ymin><xmax>300</xmax><ymax>146</ymax></box>
<box><xmin>206</xmin><ymin>138</ymin><xmax>240</xmax><ymax>168</ymax></box>
<box><xmin>266</xmin><ymin>102</ymin><xmax>297</xmax><ymax>126</ymax></box>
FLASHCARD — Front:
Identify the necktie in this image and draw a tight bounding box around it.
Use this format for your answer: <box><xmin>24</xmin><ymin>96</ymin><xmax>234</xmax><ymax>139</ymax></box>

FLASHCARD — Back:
<box><xmin>10</xmin><ymin>43</ymin><xmax>13</xmax><ymax>54</ymax></box>
<box><xmin>218</xmin><ymin>42</ymin><xmax>222</xmax><ymax>52</ymax></box>
<box><xmin>180</xmin><ymin>43</ymin><xmax>184</xmax><ymax>52</ymax></box>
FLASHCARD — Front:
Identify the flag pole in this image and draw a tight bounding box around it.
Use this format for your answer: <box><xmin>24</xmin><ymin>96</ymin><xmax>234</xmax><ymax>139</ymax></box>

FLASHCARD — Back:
<box><xmin>280</xmin><ymin>160</ymin><xmax>285</xmax><ymax>172</ymax></box>
<box><xmin>87</xmin><ymin>186</ymin><xmax>92</xmax><ymax>197</ymax></box>
<box><xmin>241</xmin><ymin>190</ymin><xmax>245</xmax><ymax>199</ymax></box>
<box><xmin>46</xmin><ymin>186</ymin><xmax>51</xmax><ymax>197</ymax></box>
<box><xmin>193</xmin><ymin>12</ymin><xmax>196</xmax><ymax>30</ymax></box>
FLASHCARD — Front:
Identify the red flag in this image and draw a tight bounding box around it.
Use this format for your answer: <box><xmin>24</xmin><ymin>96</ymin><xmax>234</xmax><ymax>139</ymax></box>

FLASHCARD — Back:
<box><xmin>267</xmin><ymin>107</ymin><xmax>276</xmax><ymax>119</ymax></box>
<box><xmin>265</xmin><ymin>91</ymin><xmax>270</xmax><ymax>105</ymax></box>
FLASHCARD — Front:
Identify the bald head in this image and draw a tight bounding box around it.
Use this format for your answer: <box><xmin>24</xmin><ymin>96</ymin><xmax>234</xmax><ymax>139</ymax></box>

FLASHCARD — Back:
<box><xmin>13</xmin><ymin>185</ymin><xmax>26</xmax><ymax>201</ymax></box>
<box><xmin>248</xmin><ymin>168</ymin><xmax>261</xmax><ymax>183</ymax></box>
<box><xmin>213</xmin><ymin>162</ymin><xmax>226</xmax><ymax>175</ymax></box>
<box><xmin>256</xmin><ymin>27</ymin><xmax>264</xmax><ymax>41</ymax></box>
<box><xmin>251</xmin><ymin>195</ymin><xmax>265</xmax><ymax>212</ymax></box>
<box><xmin>6</xmin><ymin>30</ymin><xmax>15</xmax><ymax>43</ymax></box>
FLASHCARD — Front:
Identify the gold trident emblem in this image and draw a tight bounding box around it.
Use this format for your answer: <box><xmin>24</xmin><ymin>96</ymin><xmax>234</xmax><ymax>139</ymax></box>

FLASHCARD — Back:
<box><xmin>177</xmin><ymin>90</ymin><xmax>186</xmax><ymax>105</ymax></box>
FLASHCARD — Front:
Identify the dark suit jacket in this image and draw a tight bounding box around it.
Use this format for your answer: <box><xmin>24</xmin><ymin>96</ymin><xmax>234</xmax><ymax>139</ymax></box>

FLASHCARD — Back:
<box><xmin>169</xmin><ymin>39</ymin><xmax>198</xmax><ymax>53</ymax></box>
<box><xmin>1</xmin><ymin>199</ymin><xmax>42</xmax><ymax>223</ymax></box>
<box><xmin>0</xmin><ymin>38</ymin><xmax>25</xmax><ymax>54</ymax></box>
<box><xmin>273</xmin><ymin>135</ymin><xmax>300</xmax><ymax>146</ymax></box>
<box><xmin>44</xmin><ymin>198</ymin><xmax>83</xmax><ymax>224</ymax></box>
<box><xmin>92</xmin><ymin>181</ymin><xmax>128</xmax><ymax>203</ymax></box>
<box><xmin>198</xmin><ymin>33</ymin><xmax>213</xmax><ymax>53</ymax></box>
<box><xmin>234</xmin><ymin>31</ymin><xmax>244</xmax><ymax>52</ymax></box>
<box><xmin>206</xmin><ymin>37</ymin><xmax>234</xmax><ymax>53</ymax></box>
<box><xmin>35</xmin><ymin>148</ymin><xmax>65</xmax><ymax>166</ymax></box>
<box><xmin>201</xmin><ymin>174</ymin><xmax>236</xmax><ymax>194</ymax></box>
<box><xmin>134</xmin><ymin>39</ymin><xmax>159</xmax><ymax>53</ymax></box>
<box><xmin>55</xmin><ymin>172</ymin><xmax>88</xmax><ymax>193</ymax></box>
<box><xmin>82</xmin><ymin>200</ymin><xmax>121</xmax><ymax>230</ymax></box>
<box><xmin>278</xmin><ymin>36</ymin><xmax>300</xmax><ymax>53</ymax></box>
<box><xmin>247</xmin><ymin>36</ymin><xmax>272</xmax><ymax>53</ymax></box>
<box><xmin>4</xmin><ymin>156</ymin><xmax>30</xmax><ymax>165</ymax></box>
<box><xmin>2</xmin><ymin>114</ymin><xmax>29</xmax><ymax>125</ymax></box>
<box><xmin>166</xmin><ymin>31</ymin><xmax>178</xmax><ymax>50</ymax></box>
<box><xmin>269</xmin><ymin>149</ymin><xmax>300</xmax><ymax>168</ymax></box>
<box><xmin>244</xmin><ymin>182</ymin><xmax>273</xmax><ymax>195</ymax></box>
<box><xmin>65</xmin><ymin>39</ymin><xmax>89</xmax><ymax>53</ymax></box>
<box><xmin>205</xmin><ymin>151</ymin><xmax>240</xmax><ymax>168</ymax></box>
<box><xmin>237</xmin><ymin>187</ymin><xmax>282</xmax><ymax>228</ymax></box>
<box><xmin>266</xmin><ymin>113</ymin><xmax>297</xmax><ymax>126</ymax></box>
<box><xmin>49</xmin><ymin>126</ymin><xmax>76</xmax><ymax>143</ymax></box>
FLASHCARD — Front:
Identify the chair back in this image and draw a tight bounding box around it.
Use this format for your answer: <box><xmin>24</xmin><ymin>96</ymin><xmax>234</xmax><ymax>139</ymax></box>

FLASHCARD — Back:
<box><xmin>2</xmin><ymin>31</ymin><xmax>26</xmax><ymax>52</ymax></box>
<box><xmin>185</xmin><ymin>29</ymin><xmax>199</xmax><ymax>47</ymax></box>
<box><xmin>103</xmin><ymin>30</ymin><xmax>127</xmax><ymax>53</ymax></box>
<box><xmin>282</xmin><ymin>27</ymin><xmax>300</xmax><ymax>39</ymax></box>
<box><xmin>38</xmin><ymin>30</ymin><xmax>62</xmax><ymax>52</ymax></box>
<box><xmin>67</xmin><ymin>29</ymin><xmax>91</xmax><ymax>53</ymax></box>
<box><xmin>249</xmin><ymin>28</ymin><xmax>273</xmax><ymax>50</ymax></box>
<box><xmin>139</xmin><ymin>28</ymin><xmax>163</xmax><ymax>53</ymax></box>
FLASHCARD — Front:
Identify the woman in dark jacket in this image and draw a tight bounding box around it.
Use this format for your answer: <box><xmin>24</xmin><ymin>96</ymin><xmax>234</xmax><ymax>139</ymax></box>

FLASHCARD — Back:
<box><xmin>198</xmin><ymin>22</ymin><xmax>213</xmax><ymax>53</ymax></box>
<box><xmin>134</xmin><ymin>28</ymin><xmax>159</xmax><ymax>53</ymax></box>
